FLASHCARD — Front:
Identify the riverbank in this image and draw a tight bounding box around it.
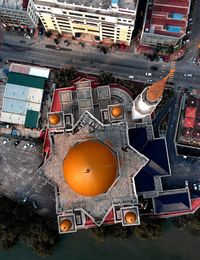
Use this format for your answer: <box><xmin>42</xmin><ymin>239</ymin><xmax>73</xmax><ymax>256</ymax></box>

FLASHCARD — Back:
<box><xmin>0</xmin><ymin>223</ymin><xmax>199</xmax><ymax>260</ymax></box>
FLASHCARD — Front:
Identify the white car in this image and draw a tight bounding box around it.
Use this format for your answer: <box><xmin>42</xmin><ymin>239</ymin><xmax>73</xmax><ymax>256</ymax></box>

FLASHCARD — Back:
<box><xmin>192</xmin><ymin>58</ymin><xmax>196</xmax><ymax>64</ymax></box>
<box><xmin>3</xmin><ymin>138</ymin><xmax>9</xmax><ymax>144</ymax></box>
<box><xmin>30</xmin><ymin>143</ymin><xmax>35</xmax><ymax>148</ymax></box>
<box><xmin>185</xmin><ymin>180</ymin><xmax>189</xmax><ymax>188</ymax></box>
<box><xmin>145</xmin><ymin>72</ymin><xmax>152</xmax><ymax>77</ymax></box>
<box><xmin>184</xmin><ymin>73</ymin><xmax>192</xmax><ymax>77</ymax></box>
<box><xmin>193</xmin><ymin>183</ymin><xmax>198</xmax><ymax>191</ymax></box>
<box><xmin>198</xmin><ymin>183</ymin><xmax>200</xmax><ymax>191</ymax></box>
<box><xmin>129</xmin><ymin>75</ymin><xmax>134</xmax><ymax>79</ymax></box>
<box><xmin>147</xmin><ymin>79</ymin><xmax>153</xmax><ymax>83</ymax></box>
<box><xmin>24</xmin><ymin>33</ymin><xmax>31</xmax><ymax>39</ymax></box>
<box><xmin>23</xmin><ymin>143</ymin><xmax>30</xmax><ymax>150</ymax></box>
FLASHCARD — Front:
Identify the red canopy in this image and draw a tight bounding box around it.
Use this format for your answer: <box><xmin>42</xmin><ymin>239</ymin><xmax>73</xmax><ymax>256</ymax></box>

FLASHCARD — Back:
<box><xmin>184</xmin><ymin>117</ymin><xmax>195</xmax><ymax>128</ymax></box>
<box><xmin>185</xmin><ymin>107</ymin><xmax>196</xmax><ymax>118</ymax></box>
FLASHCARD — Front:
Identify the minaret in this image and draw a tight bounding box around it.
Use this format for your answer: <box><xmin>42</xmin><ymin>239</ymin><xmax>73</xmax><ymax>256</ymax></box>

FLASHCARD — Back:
<box><xmin>132</xmin><ymin>69</ymin><xmax>176</xmax><ymax>120</ymax></box>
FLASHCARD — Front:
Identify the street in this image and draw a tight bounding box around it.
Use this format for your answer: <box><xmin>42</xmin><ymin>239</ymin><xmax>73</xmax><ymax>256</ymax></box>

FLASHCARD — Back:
<box><xmin>0</xmin><ymin>30</ymin><xmax>200</xmax><ymax>89</ymax></box>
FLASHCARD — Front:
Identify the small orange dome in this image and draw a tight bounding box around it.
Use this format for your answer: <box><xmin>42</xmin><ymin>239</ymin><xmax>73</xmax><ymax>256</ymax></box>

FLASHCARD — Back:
<box><xmin>63</xmin><ymin>140</ymin><xmax>117</xmax><ymax>197</ymax></box>
<box><xmin>125</xmin><ymin>211</ymin><xmax>137</xmax><ymax>224</ymax></box>
<box><xmin>60</xmin><ymin>219</ymin><xmax>72</xmax><ymax>232</ymax></box>
<box><xmin>111</xmin><ymin>106</ymin><xmax>122</xmax><ymax>118</ymax></box>
<box><xmin>49</xmin><ymin>114</ymin><xmax>60</xmax><ymax>125</ymax></box>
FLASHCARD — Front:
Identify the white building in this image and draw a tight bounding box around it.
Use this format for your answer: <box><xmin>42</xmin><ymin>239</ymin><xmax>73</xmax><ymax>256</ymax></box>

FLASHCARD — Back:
<box><xmin>0</xmin><ymin>0</ymin><xmax>38</xmax><ymax>28</ymax></box>
<box><xmin>34</xmin><ymin>0</ymin><xmax>139</xmax><ymax>45</ymax></box>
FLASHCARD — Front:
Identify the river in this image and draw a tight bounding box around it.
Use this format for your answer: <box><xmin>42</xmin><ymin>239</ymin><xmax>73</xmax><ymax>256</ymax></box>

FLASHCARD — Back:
<box><xmin>0</xmin><ymin>224</ymin><xmax>199</xmax><ymax>260</ymax></box>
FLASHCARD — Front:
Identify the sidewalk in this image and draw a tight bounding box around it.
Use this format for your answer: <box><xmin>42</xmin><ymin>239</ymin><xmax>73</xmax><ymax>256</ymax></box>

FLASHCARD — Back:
<box><xmin>33</xmin><ymin>30</ymin><xmax>136</xmax><ymax>56</ymax></box>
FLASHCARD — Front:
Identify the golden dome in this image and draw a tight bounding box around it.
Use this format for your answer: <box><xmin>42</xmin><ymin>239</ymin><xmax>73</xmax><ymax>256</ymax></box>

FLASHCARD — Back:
<box><xmin>146</xmin><ymin>68</ymin><xmax>176</xmax><ymax>103</ymax></box>
<box><xmin>60</xmin><ymin>219</ymin><xmax>72</xmax><ymax>232</ymax></box>
<box><xmin>63</xmin><ymin>140</ymin><xmax>117</xmax><ymax>197</ymax></box>
<box><xmin>111</xmin><ymin>106</ymin><xmax>122</xmax><ymax>118</ymax></box>
<box><xmin>49</xmin><ymin>114</ymin><xmax>60</xmax><ymax>125</ymax></box>
<box><xmin>125</xmin><ymin>211</ymin><xmax>137</xmax><ymax>224</ymax></box>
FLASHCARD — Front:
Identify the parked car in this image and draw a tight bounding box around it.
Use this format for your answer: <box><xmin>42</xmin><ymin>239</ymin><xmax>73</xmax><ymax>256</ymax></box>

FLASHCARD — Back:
<box><xmin>23</xmin><ymin>142</ymin><xmax>30</xmax><ymax>150</ymax></box>
<box><xmin>184</xmin><ymin>73</ymin><xmax>192</xmax><ymax>77</ymax></box>
<box><xmin>198</xmin><ymin>183</ymin><xmax>200</xmax><ymax>191</ymax></box>
<box><xmin>129</xmin><ymin>75</ymin><xmax>134</xmax><ymax>79</ymax></box>
<box><xmin>192</xmin><ymin>57</ymin><xmax>196</xmax><ymax>64</ymax></box>
<box><xmin>3</xmin><ymin>138</ymin><xmax>9</xmax><ymax>144</ymax></box>
<box><xmin>146</xmin><ymin>79</ymin><xmax>153</xmax><ymax>83</ymax></box>
<box><xmin>30</xmin><ymin>143</ymin><xmax>35</xmax><ymax>148</ymax></box>
<box><xmin>22</xmin><ymin>196</ymin><xmax>28</xmax><ymax>203</ymax></box>
<box><xmin>32</xmin><ymin>200</ymin><xmax>38</xmax><ymax>209</ymax></box>
<box><xmin>24</xmin><ymin>33</ymin><xmax>31</xmax><ymax>39</ymax></box>
<box><xmin>193</xmin><ymin>183</ymin><xmax>198</xmax><ymax>191</ymax></box>
<box><xmin>14</xmin><ymin>140</ymin><xmax>20</xmax><ymax>147</ymax></box>
<box><xmin>145</xmin><ymin>72</ymin><xmax>152</xmax><ymax>77</ymax></box>
<box><xmin>185</xmin><ymin>180</ymin><xmax>189</xmax><ymax>188</ymax></box>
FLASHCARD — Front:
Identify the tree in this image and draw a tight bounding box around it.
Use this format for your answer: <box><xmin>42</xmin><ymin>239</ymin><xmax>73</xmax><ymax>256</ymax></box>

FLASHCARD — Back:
<box><xmin>98</xmin><ymin>71</ymin><xmax>115</xmax><ymax>85</ymax></box>
<box><xmin>45</xmin><ymin>30</ymin><xmax>52</xmax><ymax>38</ymax></box>
<box><xmin>0</xmin><ymin>196</ymin><xmax>59</xmax><ymax>256</ymax></box>
<box><xmin>57</xmin><ymin>33</ymin><xmax>62</xmax><ymax>40</ymax></box>
<box><xmin>133</xmin><ymin>216</ymin><xmax>162</xmax><ymax>240</ymax></box>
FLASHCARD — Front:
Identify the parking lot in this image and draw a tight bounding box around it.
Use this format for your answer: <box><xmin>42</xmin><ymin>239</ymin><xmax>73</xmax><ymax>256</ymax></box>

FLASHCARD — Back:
<box><xmin>0</xmin><ymin>136</ymin><xmax>56</xmax><ymax>216</ymax></box>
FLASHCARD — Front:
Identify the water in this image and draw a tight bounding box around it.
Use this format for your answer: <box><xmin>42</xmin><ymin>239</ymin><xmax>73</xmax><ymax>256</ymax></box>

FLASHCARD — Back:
<box><xmin>0</xmin><ymin>224</ymin><xmax>199</xmax><ymax>260</ymax></box>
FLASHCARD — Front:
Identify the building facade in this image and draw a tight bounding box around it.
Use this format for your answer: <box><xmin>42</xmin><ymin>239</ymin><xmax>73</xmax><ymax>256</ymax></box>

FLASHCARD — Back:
<box><xmin>34</xmin><ymin>0</ymin><xmax>138</xmax><ymax>45</ymax></box>
<box><xmin>0</xmin><ymin>0</ymin><xmax>38</xmax><ymax>28</ymax></box>
<box><xmin>140</xmin><ymin>0</ymin><xmax>190</xmax><ymax>47</ymax></box>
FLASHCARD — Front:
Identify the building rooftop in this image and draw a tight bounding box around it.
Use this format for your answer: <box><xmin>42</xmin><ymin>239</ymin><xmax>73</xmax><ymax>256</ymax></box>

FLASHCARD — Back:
<box><xmin>144</xmin><ymin>0</ymin><xmax>190</xmax><ymax>38</ymax></box>
<box><xmin>0</xmin><ymin>0</ymin><xmax>27</xmax><ymax>10</ymax></box>
<box><xmin>37</xmin><ymin>0</ymin><xmax>137</xmax><ymax>11</ymax></box>
<box><xmin>42</xmin><ymin>113</ymin><xmax>147</xmax><ymax>224</ymax></box>
<box><xmin>0</xmin><ymin>64</ymin><xmax>47</xmax><ymax>127</ymax></box>
<box><xmin>177</xmin><ymin>92</ymin><xmax>200</xmax><ymax>148</ymax></box>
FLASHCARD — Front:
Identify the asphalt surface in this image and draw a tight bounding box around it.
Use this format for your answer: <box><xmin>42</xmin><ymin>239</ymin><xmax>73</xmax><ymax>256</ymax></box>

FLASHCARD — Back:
<box><xmin>0</xmin><ymin>30</ymin><xmax>200</xmax><ymax>89</ymax></box>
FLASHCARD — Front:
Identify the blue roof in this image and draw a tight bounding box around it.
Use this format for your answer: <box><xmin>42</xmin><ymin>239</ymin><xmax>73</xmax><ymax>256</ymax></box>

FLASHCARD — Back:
<box><xmin>153</xmin><ymin>191</ymin><xmax>191</xmax><ymax>214</ymax></box>
<box><xmin>128</xmin><ymin>127</ymin><xmax>148</xmax><ymax>152</ymax></box>
<box><xmin>135</xmin><ymin>166</ymin><xmax>155</xmax><ymax>193</ymax></box>
<box><xmin>166</xmin><ymin>26</ymin><xmax>181</xmax><ymax>33</ymax></box>
<box><xmin>2</xmin><ymin>97</ymin><xmax>27</xmax><ymax>115</ymax></box>
<box><xmin>171</xmin><ymin>13</ymin><xmax>183</xmax><ymax>20</ymax></box>
<box><xmin>142</xmin><ymin>138</ymin><xmax>170</xmax><ymax>173</ymax></box>
<box><xmin>112</xmin><ymin>0</ymin><xmax>119</xmax><ymax>5</ymax></box>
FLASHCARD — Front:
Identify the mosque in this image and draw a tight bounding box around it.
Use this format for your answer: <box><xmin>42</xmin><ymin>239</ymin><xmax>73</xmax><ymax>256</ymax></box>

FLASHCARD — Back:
<box><xmin>39</xmin><ymin>69</ymin><xmax>192</xmax><ymax>234</ymax></box>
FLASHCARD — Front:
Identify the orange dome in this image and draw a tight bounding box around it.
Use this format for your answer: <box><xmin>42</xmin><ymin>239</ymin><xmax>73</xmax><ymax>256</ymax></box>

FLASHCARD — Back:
<box><xmin>49</xmin><ymin>114</ymin><xmax>60</xmax><ymax>125</ymax></box>
<box><xmin>63</xmin><ymin>140</ymin><xmax>117</xmax><ymax>196</ymax></box>
<box><xmin>125</xmin><ymin>211</ymin><xmax>137</xmax><ymax>224</ymax></box>
<box><xmin>111</xmin><ymin>106</ymin><xmax>122</xmax><ymax>118</ymax></box>
<box><xmin>60</xmin><ymin>219</ymin><xmax>72</xmax><ymax>232</ymax></box>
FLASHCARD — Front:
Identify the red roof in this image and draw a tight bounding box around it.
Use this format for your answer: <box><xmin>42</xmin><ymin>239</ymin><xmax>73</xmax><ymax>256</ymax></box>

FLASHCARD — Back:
<box><xmin>144</xmin><ymin>0</ymin><xmax>190</xmax><ymax>38</ymax></box>
<box><xmin>185</xmin><ymin>107</ymin><xmax>197</xmax><ymax>118</ymax></box>
<box><xmin>184</xmin><ymin>117</ymin><xmax>195</xmax><ymax>128</ymax></box>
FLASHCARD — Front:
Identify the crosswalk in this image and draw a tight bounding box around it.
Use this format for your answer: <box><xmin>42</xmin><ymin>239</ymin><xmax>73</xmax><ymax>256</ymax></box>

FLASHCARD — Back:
<box><xmin>167</xmin><ymin>61</ymin><xmax>176</xmax><ymax>84</ymax></box>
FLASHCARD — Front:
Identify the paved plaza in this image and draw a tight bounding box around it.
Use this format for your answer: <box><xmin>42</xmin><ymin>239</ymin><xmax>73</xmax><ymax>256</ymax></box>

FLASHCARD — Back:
<box><xmin>0</xmin><ymin>137</ymin><xmax>56</xmax><ymax>216</ymax></box>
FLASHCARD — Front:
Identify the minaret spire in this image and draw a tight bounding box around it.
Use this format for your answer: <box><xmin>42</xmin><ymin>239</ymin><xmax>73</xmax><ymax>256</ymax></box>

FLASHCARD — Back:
<box><xmin>131</xmin><ymin>68</ymin><xmax>176</xmax><ymax>120</ymax></box>
<box><xmin>146</xmin><ymin>68</ymin><xmax>176</xmax><ymax>103</ymax></box>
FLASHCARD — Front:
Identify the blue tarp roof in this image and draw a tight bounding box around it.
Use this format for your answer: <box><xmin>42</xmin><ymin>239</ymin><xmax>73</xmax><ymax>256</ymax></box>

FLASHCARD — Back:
<box><xmin>172</xmin><ymin>13</ymin><xmax>183</xmax><ymax>20</ymax></box>
<box><xmin>112</xmin><ymin>0</ymin><xmax>119</xmax><ymax>5</ymax></box>
<box><xmin>166</xmin><ymin>26</ymin><xmax>181</xmax><ymax>33</ymax></box>
<box><xmin>153</xmin><ymin>191</ymin><xmax>191</xmax><ymax>213</ymax></box>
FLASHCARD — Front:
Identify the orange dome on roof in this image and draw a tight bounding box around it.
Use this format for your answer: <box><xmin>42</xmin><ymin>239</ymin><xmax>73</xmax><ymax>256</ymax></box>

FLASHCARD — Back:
<box><xmin>125</xmin><ymin>211</ymin><xmax>137</xmax><ymax>224</ymax></box>
<box><xmin>111</xmin><ymin>106</ymin><xmax>122</xmax><ymax>118</ymax></box>
<box><xmin>49</xmin><ymin>114</ymin><xmax>60</xmax><ymax>125</ymax></box>
<box><xmin>63</xmin><ymin>140</ymin><xmax>117</xmax><ymax>197</ymax></box>
<box><xmin>60</xmin><ymin>219</ymin><xmax>72</xmax><ymax>232</ymax></box>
